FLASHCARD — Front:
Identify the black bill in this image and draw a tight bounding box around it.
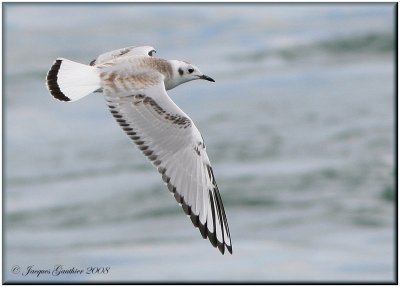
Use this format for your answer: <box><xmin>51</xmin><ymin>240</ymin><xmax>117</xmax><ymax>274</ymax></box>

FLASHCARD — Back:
<box><xmin>199</xmin><ymin>75</ymin><xmax>215</xmax><ymax>82</ymax></box>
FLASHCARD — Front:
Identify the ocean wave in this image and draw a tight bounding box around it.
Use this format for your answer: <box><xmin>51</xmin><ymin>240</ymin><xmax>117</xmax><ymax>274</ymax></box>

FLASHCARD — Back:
<box><xmin>228</xmin><ymin>32</ymin><xmax>393</xmax><ymax>63</ymax></box>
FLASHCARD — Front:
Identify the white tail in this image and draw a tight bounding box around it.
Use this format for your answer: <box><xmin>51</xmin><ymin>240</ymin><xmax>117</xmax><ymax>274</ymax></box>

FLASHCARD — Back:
<box><xmin>46</xmin><ymin>58</ymin><xmax>101</xmax><ymax>102</ymax></box>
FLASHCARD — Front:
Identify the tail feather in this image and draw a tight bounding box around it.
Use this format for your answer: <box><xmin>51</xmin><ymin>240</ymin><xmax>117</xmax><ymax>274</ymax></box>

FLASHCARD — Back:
<box><xmin>46</xmin><ymin>58</ymin><xmax>101</xmax><ymax>102</ymax></box>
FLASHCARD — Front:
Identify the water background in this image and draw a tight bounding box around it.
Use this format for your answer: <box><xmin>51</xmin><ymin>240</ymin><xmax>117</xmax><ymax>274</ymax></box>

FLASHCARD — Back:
<box><xmin>4</xmin><ymin>3</ymin><xmax>396</xmax><ymax>283</ymax></box>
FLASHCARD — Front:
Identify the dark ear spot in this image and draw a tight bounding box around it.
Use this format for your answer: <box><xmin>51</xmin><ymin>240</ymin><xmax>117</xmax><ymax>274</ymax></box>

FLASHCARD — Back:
<box><xmin>178</xmin><ymin>68</ymin><xmax>184</xmax><ymax>76</ymax></box>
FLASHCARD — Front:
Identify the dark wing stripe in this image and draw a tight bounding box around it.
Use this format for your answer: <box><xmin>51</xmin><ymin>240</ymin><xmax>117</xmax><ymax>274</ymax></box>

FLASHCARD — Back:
<box><xmin>161</xmin><ymin>164</ymin><xmax>222</xmax><ymax>251</ymax></box>
<box><xmin>190</xmin><ymin>213</ymin><xmax>199</xmax><ymax>228</ymax></box>
<box><xmin>90</xmin><ymin>47</ymin><xmax>132</xmax><ymax>66</ymax></box>
<box><xmin>118</xmin><ymin>47</ymin><xmax>132</xmax><ymax>57</ymax></box>
<box><xmin>209</xmin><ymin>165</ymin><xmax>232</xmax><ymax>240</ymax></box>
<box><xmin>160</xmin><ymin>164</ymin><xmax>221</xmax><ymax>250</ymax></box>
<box><xmin>207</xmin><ymin>165</ymin><xmax>232</xmax><ymax>238</ymax></box>
<box><xmin>129</xmin><ymin>95</ymin><xmax>192</xmax><ymax>128</ymax></box>
<box><xmin>208</xmin><ymin>165</ymin><xmax>232</xmax><ymax>253</ymax></box>
<box><xmin>207</xmin><ymin>164</ymin><xmax>229</xmax><ymax>252</ymax></box>
<box><xmin>213</xmin><ymin>188</ymin><xmax>225</xmax><ymax>254</ymax></box>
<box><xmin>46</xmin><ymin>60</ymin><xmax>71</xmax><ymax>102</ymax></box>
<box><xmin>208</xmin><ymin>190</ymin><xmax>218</xmax><ymax>248</ymax></box>
<box><xmin>107</xmin><ymin>104</ymin><xmax>163</xmax><ymax>169</ymax></box>
<box><xmin>215</xmin><ymin>184</ymin><xmax>232</xmax><ymax>242</ymax></box>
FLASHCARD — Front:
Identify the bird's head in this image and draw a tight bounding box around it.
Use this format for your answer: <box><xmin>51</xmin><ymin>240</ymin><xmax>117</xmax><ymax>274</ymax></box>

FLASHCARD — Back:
<box><xmin>165</xmin><ymin>60</ymin><xmax>215</xmax><ymax>90</ymax></box>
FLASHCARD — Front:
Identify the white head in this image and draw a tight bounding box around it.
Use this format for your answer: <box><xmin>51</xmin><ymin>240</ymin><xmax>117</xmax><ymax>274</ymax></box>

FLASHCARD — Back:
<box><xmin>165</xmin><ymin>60</ymin><xmax>215</xmax><ymax>90</ymax></box>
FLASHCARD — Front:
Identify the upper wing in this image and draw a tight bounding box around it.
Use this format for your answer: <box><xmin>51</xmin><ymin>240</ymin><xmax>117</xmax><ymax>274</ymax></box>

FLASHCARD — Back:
<box><xmin>100</xmin><ymin>69</ymin><xmax>232</xmax><ymax>254</ymax></box>
<box><xmin>90</xmin><ymin>45</ymin><xmax>156</xmax><ymax>66</ymax></box>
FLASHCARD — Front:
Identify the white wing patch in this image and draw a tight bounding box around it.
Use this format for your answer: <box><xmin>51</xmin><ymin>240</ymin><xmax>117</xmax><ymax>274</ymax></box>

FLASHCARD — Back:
<box><xmin>101</xmin><ymin>71</ymin><xmax>232</xmax><ymax>254</ymax></box>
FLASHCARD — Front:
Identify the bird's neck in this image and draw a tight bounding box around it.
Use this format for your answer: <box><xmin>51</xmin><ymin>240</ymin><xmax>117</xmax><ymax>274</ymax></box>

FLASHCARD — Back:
<box><xmin>164</xmin><ymin>60</ymin><xmax>186</xmax><ymax>91</ymax></box>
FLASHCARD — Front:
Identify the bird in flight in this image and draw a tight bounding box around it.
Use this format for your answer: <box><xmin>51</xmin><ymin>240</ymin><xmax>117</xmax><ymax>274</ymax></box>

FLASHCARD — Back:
<box><xmin>46</xmin><ymin>45</ymin><xmax>232</xmax><ymax>254</ymax></box>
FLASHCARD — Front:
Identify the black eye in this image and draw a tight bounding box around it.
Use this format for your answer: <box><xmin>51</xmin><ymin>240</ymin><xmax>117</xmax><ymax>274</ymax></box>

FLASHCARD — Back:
<box><xmin>188</xmin><ymin>68</ymin><xmax>194</xmax><ymax>74</ymax></box>
<box><xmin>148</xmin><ymin>49</ymin><xmax>156</xmax><ymax>56</ymax></box>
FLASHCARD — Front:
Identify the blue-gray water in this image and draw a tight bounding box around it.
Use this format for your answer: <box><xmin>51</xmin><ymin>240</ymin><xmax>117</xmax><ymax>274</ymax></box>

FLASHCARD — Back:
<box><xmin>4</xmin><ymin>3</ymin><xmax>395</xmax><ymax>283</ymax></box>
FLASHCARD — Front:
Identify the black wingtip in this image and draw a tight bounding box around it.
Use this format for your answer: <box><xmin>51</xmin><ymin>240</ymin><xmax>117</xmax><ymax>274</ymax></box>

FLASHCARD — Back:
<box><xmin>207</xmin><ymin>229</ymin><xmax>218</xmax><ymax>248</ymax></box>
<box><xmin>226</xmin><ymin>244</ymin><xmax>233</xmax><ymax>254</ymax></box>
<box><xmin>46</xmin><ymin>59</ymin><xmax>71</xmax><ymax>102</ymax></box>
<box><xmin>198</xmin><ymin>222</ymin><xmax>208</xmax><ymax>239</ymax></box>
<box><xmin>217</xmin><ymin>242</ymin><xmax>225</xmax><ymax>254</ymax></box>
<box><xmin>155</xmin><ymin>163</ymin><xmax>233</xmax><ymax>255</ymax></box>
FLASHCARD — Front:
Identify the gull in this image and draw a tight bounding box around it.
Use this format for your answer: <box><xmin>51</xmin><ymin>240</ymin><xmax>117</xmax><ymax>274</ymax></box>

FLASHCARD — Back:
<box><xmin>46</xmin><ymin>46</ymin><xmax>232</xmax><ymax>254</ymax></box>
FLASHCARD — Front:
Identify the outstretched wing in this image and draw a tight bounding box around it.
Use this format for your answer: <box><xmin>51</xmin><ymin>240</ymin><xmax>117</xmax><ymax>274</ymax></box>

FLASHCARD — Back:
<box><xmin>90</xmin><ymin>45</ymin><xmax>156</xmax><ymax>66</ymax></box>
<box><xmin>100</xmin><ymin>67</ymin><xmax>232</xmax><ymax>254</ymax></box>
